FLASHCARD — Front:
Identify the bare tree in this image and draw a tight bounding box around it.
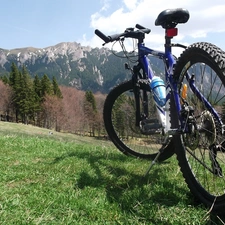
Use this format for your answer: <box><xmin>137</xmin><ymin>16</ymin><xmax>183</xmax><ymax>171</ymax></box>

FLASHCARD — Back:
<box><xmin>60</xmin><ymin>86</ymin><xmax>85</xmax><ymax>134</ymax></box>
<box><xmin>41</xmin><ymin>95</ymin><xmax>63</xmax><ymax>130</ymax></box>
<box><xmin>95</xmin><ymin>92</ymin><xmax>106</xmax><ymax>137</ymax></box>
<box><xmin>0</xmin><ymin>81</ymin><xmax>12</xmax><ymax>121</ymax></box>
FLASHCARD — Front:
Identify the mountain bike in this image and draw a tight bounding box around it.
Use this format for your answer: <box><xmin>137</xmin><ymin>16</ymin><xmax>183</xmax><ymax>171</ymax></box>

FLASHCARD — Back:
<box><xmin>95</xmin><ymin>8</ymin><xmax>225</xmax><ymax>213</ymax></box>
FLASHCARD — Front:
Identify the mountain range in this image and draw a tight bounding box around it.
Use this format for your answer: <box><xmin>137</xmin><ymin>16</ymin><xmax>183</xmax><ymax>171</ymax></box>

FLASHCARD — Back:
<box><xmin>0</xmin><ymin>42</ymin><xmax>164</xmax><ymax>93</ymax></box>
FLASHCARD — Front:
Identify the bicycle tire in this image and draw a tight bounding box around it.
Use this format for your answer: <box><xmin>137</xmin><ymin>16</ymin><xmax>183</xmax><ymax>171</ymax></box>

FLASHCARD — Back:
<box><xmin>104</xmin><ymin>80</ymin><xmax>174</xmax><ymax>161</ymax></box>
<box><xmin>173</xmin><ymin>42</ymin><xmax>225</xmax><ymax>214</ymax></box>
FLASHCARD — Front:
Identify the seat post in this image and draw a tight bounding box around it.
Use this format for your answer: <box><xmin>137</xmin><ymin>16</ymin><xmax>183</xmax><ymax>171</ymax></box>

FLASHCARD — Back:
<box><xmin>165</xmin><ymin>36</ymin><xmax>172</xmax><ymax>51</ymax></box>
<box><xmin>164</xmin><ymin>28</ymin><xmax>178</xmax><ymax>56</ymax></box>
<box><xmin>164</xmin><ymin>32</ymin><xmax>172</xmax><ymax>57</ymax></box>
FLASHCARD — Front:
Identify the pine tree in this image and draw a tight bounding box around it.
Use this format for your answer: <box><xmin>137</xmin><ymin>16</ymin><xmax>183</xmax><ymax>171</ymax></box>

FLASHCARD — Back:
<box><xmin>8</xmin><ymin>63</ymin><xmax>21</xmax><ymax>121</ymax></box>
<box><xmin>9</xmin><ymin>62</ymin><xmax>20</xmax><ymax>87</ymax></box>
<box><xmin>0</xmin><ymin>75</ymin><xmax>9</xmax><ymax>84</ymax></box>
<box><xmin>33</xmin><ymin>75</ymin><xmax>42</xmax><ymax>99</ymax></box>
<box><xmin>32</xmin><ymin>75</ymin><xmax>43</xmax><ymax>126</ymax></box>
<box><xmin>84</xmin><ymin>90</ymin><xmax>97</xmax><ymax>113</ymax></box>
<box><xmin>52</xmin><ymin>76</ymin><xmax>62</xmax><ymax>98</ymax></box>
<box><xmin>5</xmin><ymin>63</ymin><xmax>64</xmax><ymax>125</ymax></box>
<box><xmin>41</xmin><ymin>74</ymin><xmax>53</xmax><ymax>98</ymax></box>
<box><xmin>6</xmin><ymin>64</ymin><xmax>40</xmax><ymax>123</ymax></box>
<box><xmin>15</xmin><ymin>65</ymin><xmax>39</xmax><ymax>123</ymax></box>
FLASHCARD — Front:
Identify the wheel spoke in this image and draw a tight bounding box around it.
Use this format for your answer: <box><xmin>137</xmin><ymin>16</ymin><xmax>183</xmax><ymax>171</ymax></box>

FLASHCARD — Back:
<box><xmin>173</xmin><ymin>42</ymin><xmax>225</xmax><ymax>213</ymax></box>
<box><xmin>185</xmin><ymin>62</ymin><xmax>225</xmax><ymax>195</ymax></box>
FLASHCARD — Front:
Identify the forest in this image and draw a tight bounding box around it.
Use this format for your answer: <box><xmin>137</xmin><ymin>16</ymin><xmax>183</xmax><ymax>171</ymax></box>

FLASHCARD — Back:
<box><xmin>2</xmin><ymin>63</ymin><xmax>225</xmax><ymax>139</ymax></box>
<box><xmin>0</xmin><ymin>63</ymin><xmax>106</xmax><ymax>137</ymax></box>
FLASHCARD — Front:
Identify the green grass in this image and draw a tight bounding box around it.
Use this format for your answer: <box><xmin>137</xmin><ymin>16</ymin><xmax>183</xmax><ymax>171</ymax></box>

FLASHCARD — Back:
<box><xmin>0</xmin><ymin>122</ymin><xmax>224</xmax><ymax>224</ymax></box>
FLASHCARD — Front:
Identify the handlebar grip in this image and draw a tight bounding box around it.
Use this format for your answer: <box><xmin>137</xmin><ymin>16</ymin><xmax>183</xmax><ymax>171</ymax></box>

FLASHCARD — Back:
<box><xmin>135</xmin><ymin>24</ymin><xmax>151</xmax><ymax>34</ymax></box>
<box><xmin>95</xmin><ymin>29</ymin><xmax>110</xmax><ymax>43</ymax></box>
<box><xmin>136</xmin><ymin>24</ymin><xmax>146</xmax><ymax>29</ymax></box>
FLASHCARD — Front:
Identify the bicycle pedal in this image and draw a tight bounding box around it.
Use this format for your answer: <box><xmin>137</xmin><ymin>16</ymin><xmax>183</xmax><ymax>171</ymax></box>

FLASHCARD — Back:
<box><xmin>140</xmin><ymin>119</ymin><xmax>162</xmax><ymax>135</ymax></box>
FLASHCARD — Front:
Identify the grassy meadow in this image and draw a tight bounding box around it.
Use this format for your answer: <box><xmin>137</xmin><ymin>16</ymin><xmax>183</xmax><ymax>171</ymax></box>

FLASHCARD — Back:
<box><xmin>0</xmin><ymin>121</ymin><xmax>224</xmax><ymax>224</ymax></box>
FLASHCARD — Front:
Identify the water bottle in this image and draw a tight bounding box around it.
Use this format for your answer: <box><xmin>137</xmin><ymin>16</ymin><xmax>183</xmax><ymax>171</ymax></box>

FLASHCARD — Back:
<box><xmin>150</xmin><ymin>76</ymin><xmax>166</xmax><ymax>107</ymax></box>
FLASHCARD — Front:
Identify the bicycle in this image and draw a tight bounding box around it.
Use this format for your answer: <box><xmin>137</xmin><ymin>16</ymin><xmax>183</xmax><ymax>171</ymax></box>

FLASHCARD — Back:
<box><xmin>95</xmin><ymin>8</ymin><xmax>225</xmax><ymax>214</ymax></box>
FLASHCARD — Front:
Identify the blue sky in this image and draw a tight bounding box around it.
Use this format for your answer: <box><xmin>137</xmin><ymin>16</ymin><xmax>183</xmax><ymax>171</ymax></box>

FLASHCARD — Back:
<box><xmin>1</xmin><ymin>0</ymin><xmax>225</xmax><ymax>55</ymax></box>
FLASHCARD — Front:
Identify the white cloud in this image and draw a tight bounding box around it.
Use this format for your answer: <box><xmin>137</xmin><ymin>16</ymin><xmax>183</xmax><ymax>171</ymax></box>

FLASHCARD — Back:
<box><xmin>100</xmin><ymin>0</ymin><xmax>111</xmax><ymax>12</ymax></box>
<box><xmin>123</xmin><ymin>0</ymin><xmax>139</xmax><ymax>11</ymax></box>
<box><xmin>86</xmin><ymin>0</ymin><xmax>225</xmax><ymax>54</ymax></box>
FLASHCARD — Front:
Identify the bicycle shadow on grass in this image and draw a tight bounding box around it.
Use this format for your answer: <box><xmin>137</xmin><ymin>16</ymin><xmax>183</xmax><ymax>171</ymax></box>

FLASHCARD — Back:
<box><xmin>53</xmin><ymin>149</ymin><xmax>224</xmax><ymax>224</ymax></box>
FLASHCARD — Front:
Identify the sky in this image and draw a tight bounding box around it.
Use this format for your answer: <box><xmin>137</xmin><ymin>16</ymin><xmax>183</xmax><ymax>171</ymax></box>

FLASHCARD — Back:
<box><xmin>1</xmin><ymin>0</ymin><xmax>225</xmax><ymax>56</ymax></box>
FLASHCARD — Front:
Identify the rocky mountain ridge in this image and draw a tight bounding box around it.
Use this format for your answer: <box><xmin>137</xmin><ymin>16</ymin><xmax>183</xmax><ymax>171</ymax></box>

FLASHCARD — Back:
<box><xmin>0</xmin><ymin>42</ymin><xmax>163</xmax><ymax>93</ymax></box>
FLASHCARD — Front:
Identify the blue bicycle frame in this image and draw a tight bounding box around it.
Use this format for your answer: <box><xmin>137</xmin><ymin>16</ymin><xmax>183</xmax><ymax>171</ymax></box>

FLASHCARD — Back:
<box><xmin>137</xmin><ymin>37</ymin><xmax>179</xmax><ymax>133</ymax></box>
<box><xmin>137</xmin><ymin>30</ymin><xmax>224</xmax><ymax>135</ymax></box>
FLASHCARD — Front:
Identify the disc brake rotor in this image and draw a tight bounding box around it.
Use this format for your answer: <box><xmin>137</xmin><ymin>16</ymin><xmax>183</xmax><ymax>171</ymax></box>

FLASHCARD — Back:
<box><xmin>200</xmin><ymin>110</ymin><xmax>216</xmax><ymax>145</ymax></box>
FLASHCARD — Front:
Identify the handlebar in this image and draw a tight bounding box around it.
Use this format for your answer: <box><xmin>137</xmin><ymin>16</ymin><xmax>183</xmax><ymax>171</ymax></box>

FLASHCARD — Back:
<box><xmin>95</xmin><ymin>24</ymin><xmax>151</xmax><ymax>45</ymax></box>
<box><xmin>94</xmin><ymin>29</ymin><xmax>111</xmax><ymax>43</ymax></box>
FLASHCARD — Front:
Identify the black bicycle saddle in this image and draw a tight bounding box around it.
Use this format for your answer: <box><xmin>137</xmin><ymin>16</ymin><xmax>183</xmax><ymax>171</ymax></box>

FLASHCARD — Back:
<box><xmin>155</xmin><ymin>8</ymin><xmax>190</xmax><ymax>29</ymax></box>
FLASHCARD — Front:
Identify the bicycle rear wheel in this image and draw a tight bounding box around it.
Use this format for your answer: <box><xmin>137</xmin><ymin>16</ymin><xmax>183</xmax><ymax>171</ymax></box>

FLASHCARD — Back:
<box><xmin>173</xmin><ymin>42</ymin><xmax>225</xmax><ymax>214</ymax></box>
<box><xmin>104</xmin><ymin>80</ymin><xmax>174</xmax><ymax>161</ymax></box>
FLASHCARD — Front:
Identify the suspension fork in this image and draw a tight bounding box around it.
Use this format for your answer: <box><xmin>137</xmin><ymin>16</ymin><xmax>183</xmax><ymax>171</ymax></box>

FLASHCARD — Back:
<box><xmin>134</xmin><ymin>83</ymin><xmax>141</xmax><ymax>127</ymax></box>
<box><xmin>133</xmin><ymin>82</ymin><xmax>149</xmax><ymax>126</ymax></box>
<box><xmin>132</xmin><ymin>63</ymin><xmax>149</xmax><ymax>127</ymax></box>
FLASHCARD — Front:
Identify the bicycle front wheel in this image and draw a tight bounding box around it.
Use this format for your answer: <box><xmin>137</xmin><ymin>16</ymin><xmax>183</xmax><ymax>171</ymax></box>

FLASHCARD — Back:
<box><xmin>103</xmin><ymin>80</ymin><xmax>174</xmax><ymax>161</ymax></box>
<box><xmin>173</xmin><ymin>42</ymin><xmax>225</xmax><ymax>214</ymax></box>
